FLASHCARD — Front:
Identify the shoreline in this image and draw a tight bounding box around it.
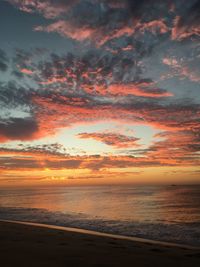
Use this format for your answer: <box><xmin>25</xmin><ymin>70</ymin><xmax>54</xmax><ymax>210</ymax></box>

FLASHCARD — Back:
<box><xmin>1</xmin><ymin>219</ymin><xmax>200</xmax><ymax>250</ymax></box>
<box><xmin>1</xmin><ymin>220</ymin><xmax>200</xmax><ymax>267</ymax></box>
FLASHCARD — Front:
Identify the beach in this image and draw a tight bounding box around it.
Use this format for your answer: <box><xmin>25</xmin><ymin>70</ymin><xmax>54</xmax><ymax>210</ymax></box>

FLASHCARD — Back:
<box><xmin>0</xmin><ymin>221</ymin><xmax>200</xmax><ymax>267</ymax></box>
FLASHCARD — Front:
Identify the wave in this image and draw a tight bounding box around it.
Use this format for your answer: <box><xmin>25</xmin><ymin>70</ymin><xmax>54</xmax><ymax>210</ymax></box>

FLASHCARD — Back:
<box><xmin>0</xmin><ymin>206</ymin><xmax>200</xmax><ymax>247</ymax></box>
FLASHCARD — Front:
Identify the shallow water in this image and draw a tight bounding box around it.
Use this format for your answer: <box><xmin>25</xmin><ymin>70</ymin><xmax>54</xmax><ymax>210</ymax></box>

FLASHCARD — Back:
<box><xmin>0</xmin><ymin>185</ymin><xmax>200</xmax><ymax>246</ymax></box>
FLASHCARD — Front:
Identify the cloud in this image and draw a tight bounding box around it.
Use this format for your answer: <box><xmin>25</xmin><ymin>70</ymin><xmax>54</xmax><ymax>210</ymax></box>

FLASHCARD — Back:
<box><xmin>32</xmin><ymin>88</ymin><xmax>200</xmax><ymax>128</ymax></box>
<box><xmin>0</xmin><ymin>156</ymin><xmax>40</xmax><ymax>170</ymax></box>
<box><xmin>0</xmin><ymin>117</ymin><xmax>39</xmax><ymax>142</ymax></box>
<box><xmin>172</xmin><ymin>1</ymin><xmax>200</xmax><ymax>40</ymax></box>
<box><xmin>162</xmin><ymin>56</ymin><xmax>200</xmax><ymax>83</ymax></box>
<box><xmin>0</xmin><ymin>152</ymin><xmax>176</xmax><ymax>172</ymax></box>
<box><xmin>1</xmin><ymin>123</ymin><xmax>200</xmax><ymax>171</ymax></box>
<box><xmin>35</xmin><ymin>20</ymin><xmax>96</xmax><ymax>41</ymax></box>
<box><xmin>7</xmin><ymin>0</ymin><xmax>78</xmax><ymax>18</ymax></box>
<box><xmin>0</xmin><ymin>151</ymin><xmax>198</xmax><ymax>171</ymax></box>
<box><xmin>0</xmin><ymin>143</ymin><xmax>69</xmax><ymax>157</ymax></box>
<box><xmin>12</xmin><ymin>48</ymin><xmax>46</xmax><ymax>75</ymax></box>
<box><xmin>0</xmin><ymin>81</ymin><xmax>34</xmax><ymax>123</ymax></box>
<box><xmin>34</xmin><ymin>50</ymin><xmax>144</xmax><ymax>87</ymax></box>
<box><xmin>20</xmin><ymin>68</ymin><xmax>34</xmax><ymax>75</ymax></box>
<box><xmin>1</xmin><ymin>0</ymin><xmax>200</xmax><ymax>175</ymax></box>
<box><xmin>77</xmin><ymin>132</ymin><xmax>140</xmax><ymax>148</ymax></box>
<box><xmin>138</xmin><ymin>20</ymin><xmax>169</xmax><ymax>35</ymax></box>
<box><xmin>8</xmin><ymin>0</ymin><xmax>200</xmax><ymax>43</ymax></box>
<box><xmin>32</xmin><ymin>0</ymin><xmax>173</xmax><ymax>48</ymax></box>
<box><xmin>98</xmin><ymin>83</ymin><xmax>173</xmax><ymax>98</ymax></box>
<box><xmin>67</xmin><ymin>170</ymin><xmax>142</xmax><ymax>180</ymax></box>
<box><xmin>18</xmin><ymin>48</ymin><xmax>171</xmax><ymax>100</ymax></box>
<box><xmin>34</xmin><ymin>18</ymin><xmax>169</xmax><ymax>46</ymax></box>
<box><xmin>143</xmin><ymin>127</ymin><xmax>200</xmax><ymax>166</ymax></box>
<box><xmin>0</xmin><ymin>49</ymin><xmax>9</xmax><ymax>72</ymax></box>
<box><xmin>0</xmin><ymin>46</ymin><xmax>199</xmax><ymax>150</ymax></box>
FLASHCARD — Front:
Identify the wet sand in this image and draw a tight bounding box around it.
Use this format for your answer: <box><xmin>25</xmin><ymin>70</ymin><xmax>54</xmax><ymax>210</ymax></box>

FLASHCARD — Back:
<box><xmin>0</xmin><ymin>221</ymin><xmax>200</xmax><ymax>267</ymax></box>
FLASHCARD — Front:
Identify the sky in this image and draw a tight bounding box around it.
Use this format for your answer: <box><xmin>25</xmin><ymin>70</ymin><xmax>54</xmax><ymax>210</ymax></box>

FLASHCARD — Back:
<box><xmin>0</xmin><ymin>0</ymin><xmax>200</xmax><ymax>187</ymax></box>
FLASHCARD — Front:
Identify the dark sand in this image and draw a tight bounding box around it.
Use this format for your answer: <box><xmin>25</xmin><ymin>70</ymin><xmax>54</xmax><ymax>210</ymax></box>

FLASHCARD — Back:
<box><xmin>0</xmin><ymin>221</ymin><xmax>200</xmax><ymax>267</ymax></box>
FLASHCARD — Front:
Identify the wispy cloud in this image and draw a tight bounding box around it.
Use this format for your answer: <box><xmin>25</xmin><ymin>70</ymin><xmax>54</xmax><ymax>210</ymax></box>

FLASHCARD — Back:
<box><xmin>77</xmin><ymin>132</ymin><xmax>140</xmax><ymax>148</ymax></box>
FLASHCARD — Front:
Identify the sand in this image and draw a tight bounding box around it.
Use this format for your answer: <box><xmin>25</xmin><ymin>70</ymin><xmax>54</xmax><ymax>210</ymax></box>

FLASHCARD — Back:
<box><xmin>0</xmin><ymin>221</ymin><xmax>200</xmax><ymax>267</ymax></box>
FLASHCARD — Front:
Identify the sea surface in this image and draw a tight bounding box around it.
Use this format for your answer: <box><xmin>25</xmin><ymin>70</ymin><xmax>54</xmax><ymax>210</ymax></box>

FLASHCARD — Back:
<box><xmin>0</xmin><ymin>185</ymin><xmax>200</xmax><ymax>246</ymax></box>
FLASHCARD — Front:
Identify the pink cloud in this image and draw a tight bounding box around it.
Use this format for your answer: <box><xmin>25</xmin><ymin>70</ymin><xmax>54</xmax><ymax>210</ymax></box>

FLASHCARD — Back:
<box><xmin>20</xmin><ymin>68</ymin><xmax>34</xmax><ymax>75</ymax></box>
<box><xmin>163</xmin><ymin>57</ymin><xmax>200</xmax><ymax>82</ymax></box>
<box><xmin>106</xmin><ymin>84</ymin><xmax>173</xmax><ymax>98</ymax></box>
<box><xmin>35</xmin><ymin>20</ymin><xmax>95</xmax><ymax>41</ymax></box>
<box><xmin>84</xmin><ymin>82</ymin><xmax>173</xmax><ymax>98</ymax></box>
<box><xmin>34</xmin><ymin>19</ymin><xmax>169</xmax><ymax>46</ymax></box>
<box><xmin>8</xmin><ymin>0</ymin><xmax>77</xmax><ymax>18</ymax></box>
<box><xmin>138</xmin><ymin>20</ymin><xmax>169</xmax><ymax>35</ymax></box>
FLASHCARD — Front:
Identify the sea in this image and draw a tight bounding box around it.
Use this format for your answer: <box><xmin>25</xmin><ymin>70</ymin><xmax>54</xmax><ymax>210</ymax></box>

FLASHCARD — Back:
<box><xmin>0</xmin><ymin>185</ymin><xmax>200</xmax><ymax>246</ymax></box>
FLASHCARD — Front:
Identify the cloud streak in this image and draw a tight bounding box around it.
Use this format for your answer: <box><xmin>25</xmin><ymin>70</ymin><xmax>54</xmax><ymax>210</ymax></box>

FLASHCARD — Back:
<box><xmin>7</xmin><ymin>0</ymin><xmax>78</xmax><ymax>18</ymax></box>
<box><xmin>78</xmin><ymin>132</ymin><xmax>140</xmax><ymax>148</ymax></box>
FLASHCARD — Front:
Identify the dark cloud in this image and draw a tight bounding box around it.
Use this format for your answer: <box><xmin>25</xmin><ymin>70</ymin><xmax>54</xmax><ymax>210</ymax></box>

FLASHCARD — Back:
<box><xmin>0</xmin><ymin>49</ymin><xmax>9</xmax><ymax>72</ymax></box>
<box><xmin>0</xmin><ymin>157</ymin><xmax>40</xmax><ymax>170</ymax></box>
<box><xmin>0</xmin><ymin>143</ymin><xmax>68</xmax><ymax>156</ymax></box>
<box><xmin>44</xmin><ymin>159</ymin><xmax>83</xmax><ymax>169</ymax></box>
<box><xmin>127</xmin><ymin>0</ymin><xmax>173</xmax><ymax>19</ymax></box>
<box><xmin>126</xmin><ymin>0</ymin><xmax>148</xmax><ymax>19</ymax></box>
<box><xmin>177</xmin><ymin>0</ymin><xmax>200</xmax><ymax>30</ymax></box>
<box><xmin>69</xmin><ymin>0</ymin><xmax>130</xmax><ymax>28</ymax></box>
<box><xmin>0</xmin><ymin>117</ymin><xmax>38</xmax><ymax>141</ymax></box>
<box><xmin>172</xmin><ymin>0</ymin><xmax>200</xmax><ymax>40</ymax></box>
<box><xmin>0</xmin><ymin>81</ymin><xmax>32</xmax><ymax>105</ymax></box>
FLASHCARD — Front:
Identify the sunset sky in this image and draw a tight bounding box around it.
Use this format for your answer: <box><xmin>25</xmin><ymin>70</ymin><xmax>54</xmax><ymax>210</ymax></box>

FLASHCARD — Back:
<box><xmin>0</xmin><ymin>0</ymin><xmax>200</xmax><ymax>187</ymax></box>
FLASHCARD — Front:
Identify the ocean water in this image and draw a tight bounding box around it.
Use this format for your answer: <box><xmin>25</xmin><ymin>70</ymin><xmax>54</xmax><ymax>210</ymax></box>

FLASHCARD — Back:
<box><xmin>0</xmin><ymin>185</ymin><xmax>200</xmax><ymax>246</ymax></box>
